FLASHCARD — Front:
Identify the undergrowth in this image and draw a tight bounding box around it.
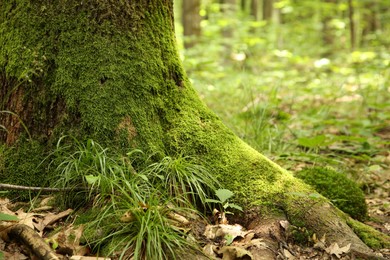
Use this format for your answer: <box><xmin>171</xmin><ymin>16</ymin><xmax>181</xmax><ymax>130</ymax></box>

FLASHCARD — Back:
<box><xmin>51</xmin><ymin>136</ymin><xmax>219</xmax><ymax>259</ymax></box>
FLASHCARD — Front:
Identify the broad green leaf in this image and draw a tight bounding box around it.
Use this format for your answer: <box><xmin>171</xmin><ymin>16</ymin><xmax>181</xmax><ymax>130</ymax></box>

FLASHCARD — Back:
<box><xmin>205</xmin><ymin>199</ymin><xmax>222</xmax><ymax>204</ymax></box>
<box><xmin>85</xmin><ymin>174</ymin><xmax>100</xmax><ymax>185</ymax></box>
<box><xmin>225</xmin><ymin>234</ymin><xmax>234</xmax><ymax>245</ymax></box>
<box><xmin>228</xmin><ymin>203</ymin><xmax>243</xmax><ymax>211</ymax></box>
<box><xmin>0</xmin><ymin>213</ymin><xmax>19</xmax><ymax>221</ymax></box>
<box><xmin>215</xmin><ymin>189</ymin><xmax>234</xmax><ymax>204</ymax></box>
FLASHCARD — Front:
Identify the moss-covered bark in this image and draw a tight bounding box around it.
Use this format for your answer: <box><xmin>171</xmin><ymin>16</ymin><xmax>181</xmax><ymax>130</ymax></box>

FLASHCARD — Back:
<box><xmin>1</xmin><ymin>0</ymin><xmax>388</xmax><ymax>257</ymax></box>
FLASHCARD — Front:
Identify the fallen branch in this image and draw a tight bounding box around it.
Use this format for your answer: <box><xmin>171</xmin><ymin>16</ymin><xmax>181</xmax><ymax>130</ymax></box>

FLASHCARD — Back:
<box><xmin>0</xmin><ymin>183</ymin><xmax>88</xmax><ymax>192</ymax></box>
<box><xmin>5</xmin><ymin>223</ymin><xmax>59</xmax><ymax>260</ymax></box>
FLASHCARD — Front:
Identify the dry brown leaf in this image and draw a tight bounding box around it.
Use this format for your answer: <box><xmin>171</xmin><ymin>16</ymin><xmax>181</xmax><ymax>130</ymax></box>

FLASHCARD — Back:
<box><xmin>218</xmin><ymin>245</ymin><xmax>253</xmax><ymax>260</ymax></box>
<box><xmin>33</xmin><ymin>208</ymin><xmax>73</xmax><ymax>233</ymax></box>
<box><xmin>14</xmin><ymin>209</ymin><xmax>44</xmax><ymax>230</ymax></box>
<box><xmin>313</xmin><ymin>233</ymin><xmax>326</xmax><ymax>250</ymax></box>
<box><xmin>202</xmin><ymin>244</ymin><xmax>219</xmax><ymax>258</ymax></box>
<box><xmin>242</xmin><ymin>231</ymin><xmax>255</xmax><ymax>243</ymax></box>
<box><xmin>325</xmin><ymin>242</ymin><xmax>351</xmax><ymax>258</ymax></box>
<box><xmin>49</xmin><ymin>225</ymin><xmax>87</xmax><ymax>256</ymax></box>
<box><xmin>279</xmin><ymin>220</ymin><xmax>289</xmax><ymax>230</ymax></box>
<box><xmin>283</xmin><ymin>248</ymin><xmax>295</xmax><ymax>259</ymax></box>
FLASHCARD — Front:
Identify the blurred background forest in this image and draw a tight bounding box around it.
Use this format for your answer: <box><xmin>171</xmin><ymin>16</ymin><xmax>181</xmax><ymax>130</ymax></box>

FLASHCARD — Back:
<box><xmin>173</xmin><ymin>0</ymin><xmax>390</xmax><ymax>221</ymax></box>
<box><xmin>174</xmin><ymin>0</ymin><xmax>390</xmax><ymax>184</ymax></box>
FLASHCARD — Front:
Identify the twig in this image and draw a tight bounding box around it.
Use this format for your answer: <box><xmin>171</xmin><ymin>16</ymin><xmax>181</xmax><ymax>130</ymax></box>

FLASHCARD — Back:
<box><xmin>0</xmin><ymin>183</ymin><xmax>88</xmax><ymax>192</ymax></box>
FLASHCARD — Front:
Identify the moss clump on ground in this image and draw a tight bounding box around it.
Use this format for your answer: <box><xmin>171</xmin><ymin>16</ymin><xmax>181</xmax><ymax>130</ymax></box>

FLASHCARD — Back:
<box><xmin>295</xmin><ymin>167</ymin><xmax>368</xmax><ymax>221</ymax></box>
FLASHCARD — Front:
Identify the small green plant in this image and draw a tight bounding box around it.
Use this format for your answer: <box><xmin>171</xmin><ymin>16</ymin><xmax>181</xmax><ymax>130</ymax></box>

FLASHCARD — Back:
<box><xmin>0</xmin><ymin>213</ymin><xmax>19</xmax><ymax>221</ymax></box>
<box><xmin>206</xmin><ymin>188</ymin><xmax>243</xmax><ymax>214</ymax></box>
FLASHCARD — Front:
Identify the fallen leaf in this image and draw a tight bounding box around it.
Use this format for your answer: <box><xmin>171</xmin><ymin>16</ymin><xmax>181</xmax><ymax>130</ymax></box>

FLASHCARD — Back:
<box><xmin>325</xmin><ymin>243</ymin><xmax>351</xmax><ymax>258</ymax></box>
<box><xmin>204</xmin><ymin>224</ymin><xmax>247</xmax><ymax>241</ymax></box>
<box><xmin>33</xmin><ymin>209</ymin><xmax>73</xmax><ymax>233</ymax></box>
<box><xmin>218</xmin><ymin>245</ymin><xmax>253</xmax><ymax>260</ymax></box>
<box><xmin>279</xmin><ymin>220</ymin><xmax>289</xmax><ymax>230</ymax></box>
<box><xmin>283</xmin><ymin>248</ymin><xmax>295</xmax><ymax>259</ymax></box>
<box><xmin>15</xmin><ymin>209</ymin><xmax>44</xmax><ymax>230</ymax></box>
<box><xmin>202</xmin><ymin>244</ymin><xmax>218</xmax><ymax>258</ymax></box>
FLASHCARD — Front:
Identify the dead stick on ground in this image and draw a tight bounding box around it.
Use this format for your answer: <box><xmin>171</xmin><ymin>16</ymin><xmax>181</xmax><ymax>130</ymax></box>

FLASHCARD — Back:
<box><xmin>0</xmin><ymin>183</ymin><xmax>88</xmax><ymax>192</ymax></box>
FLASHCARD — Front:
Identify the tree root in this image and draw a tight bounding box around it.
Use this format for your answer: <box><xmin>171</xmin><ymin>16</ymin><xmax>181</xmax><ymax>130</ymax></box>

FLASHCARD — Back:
<box><xmin>286</xmin><ymin>201</ymin><xmax>388</xmax><ymax>259</ymax></box>
<box><xmin>2</xmin><ymin>223</ymin><xmax>59</xmax><ymax>260</ymax></box>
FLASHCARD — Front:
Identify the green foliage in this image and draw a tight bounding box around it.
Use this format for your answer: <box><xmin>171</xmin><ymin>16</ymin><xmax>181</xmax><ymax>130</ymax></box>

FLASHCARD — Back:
<box><xmin>52</xmin><ymin>137</ymin><xmax>216</xmax><ymax>258</ymax></box>
<box><xmin>206</xmin><ymin>188</ymin><xmax>243</xmax><ymax>213</ymax></box>
<box><xmin>0</xmin><ymin>213</ymin><xmax>19</xmax><ymax>221</ymax></box>
<box><xmin>86</xmin><ymin>195</ymin><xmax>197</xmax><ymax>259</ymax></box>
<box><xmin>143</xmin><ymin>156</ymin><xmax>219</xmax><ymax>207</ymax></box>
<box><xmin>51</xmin><ymin>136</ymin><xmax>148</xmax><ymax>208</ymax></box>
<box><xmin>295</xmin><ymin>167</ymin><xmax>368</xmax><ymax>221</ymax></box>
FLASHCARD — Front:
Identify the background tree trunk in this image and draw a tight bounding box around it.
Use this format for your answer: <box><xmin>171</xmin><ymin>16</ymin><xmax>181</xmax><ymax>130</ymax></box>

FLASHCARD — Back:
<box><xmin>348</xmin><ymin>0</ymin><xmax>356</xmax><ymax>50</ymax></box>
<box><xmin>262</xmin><ymin>0</ymin><xmax>273</xmax><ymax>21</ymax></box>
<box><xmin>361</xmin><ymin>0</ymin><xmax>380</xmax><ymax>46</ymax></box>
<box><xmin>220</xmin><ymin>0</ymin><xmax>237</xmax><ymax>38</ymax></box>
<box><xmin>321</xmin><ymin>0</ymin><xmax>337</xmax><ymax>55</ymax></box>
<box><xmin>0</xmin><ymin>0</ymin><xmax>387</xmax><ymax>257</ymax></box>
<box><xmin>182</xmin><ymin>0</ymin><xmax>201</xmax><ymax>48</ymax></box>
<box><xmin>251</xmin><ymin>0</ymin><xmax>259</xmax><ymax>20</ymax></box>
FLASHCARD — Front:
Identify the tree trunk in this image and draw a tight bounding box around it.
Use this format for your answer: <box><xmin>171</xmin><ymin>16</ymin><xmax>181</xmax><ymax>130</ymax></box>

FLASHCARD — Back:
<box><xmin>321</xmin><ymin>0</ymin><xmax>337</xmax><ymax>55</ymax></box>
<box><xmin>262</xmin><ymin>0</ymin><xmax>273</xmax><ymax>21</ymax></box>
<box><xmin>182</xmin><ymin>0</ymin><xmax>201</xmax><ymax>48</ymax></box>
<box><xmin>251</xmin><ymin>0</ymin><xmax>259</xmax><ymax>20</ymax></box>
<box><xmin>361</xmin><ymin>0</ymin><xmax>379</xmax><ymax>46</ymax></box>
<box><xmin>220</xmin><ymin>0</ymin><xmax>237</xmax><ymax>38</ymax></box>
<box><xmin>348</xmin><ymin>0</ymin><xmax>356</xmax><ymax>50</ymax></box>
<box><xmin>0</xmin><ymin>0</ymin><xmax>387</xmax><ymax>258</ymax></box>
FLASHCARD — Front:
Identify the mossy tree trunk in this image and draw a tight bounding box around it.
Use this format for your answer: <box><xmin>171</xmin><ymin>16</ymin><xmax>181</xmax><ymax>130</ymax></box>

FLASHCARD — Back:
<box><xmin>0</xmin><ymin>0</ymin><xmax>387</xmax><ymax>258</ymax></box>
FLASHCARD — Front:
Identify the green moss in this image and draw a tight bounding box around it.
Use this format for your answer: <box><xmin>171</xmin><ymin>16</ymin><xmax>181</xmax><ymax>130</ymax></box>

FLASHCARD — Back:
<box><xmin>346</xmin><ymin>218</ymin><xmax>390</xmax><ymax>249</ymax></box>
<box><xmin>295</xmin><ymin>167</ymin><xmax>368</xmax><ymax>221</ymax></box>
<box><xmin>0</xmin><ymin>139</ymin><xmax>50</xmax><ymax>200</ymax></box>
<box><xmin>288</xmin><ymin>226</ymin><xmax>313</xmax><ymax>246</ymax></box>
<box><xmin>0</xmin><ymin>0</ymin><xmax>323</xmax><ymax>223</ymax></box>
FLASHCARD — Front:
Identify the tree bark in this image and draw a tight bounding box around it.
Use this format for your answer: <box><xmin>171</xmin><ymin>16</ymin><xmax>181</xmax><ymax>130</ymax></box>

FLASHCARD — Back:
<box><xmin>262</xmin><ymin>0</ymin><xmax>273</xmax><ymax>21</ymax></box>
<box><xmin>250</xmin><ymin>0</ymin><xmax>259</xmax><ymax>20</ymax></box>
<box><xmin>361</xmin><ymin>0</ymin><xmax>380</xmax><ymax>46</ymax></box>
<box><xmin>220</xmin><ymin>0</ymin><xmax>237</xmax><ymax>38</ymax></box>
<box><xmin>321</xmin><ymin>0</ymin><xmax>337</xmax><ymax>55</ymax></box>
<box><xmin>182</xmin><ymin>0</ymin><xmax>201</xmax><ymax>48</ymax></box>
<box><xmin>348</xmin><ymin>0</ymin><xmax>356</xmax><ymax>50</ymax></box>
<box><xmin>0</xmin><ymin>0</ymin><xmax>388</xmax><ymax>258</ymax></box>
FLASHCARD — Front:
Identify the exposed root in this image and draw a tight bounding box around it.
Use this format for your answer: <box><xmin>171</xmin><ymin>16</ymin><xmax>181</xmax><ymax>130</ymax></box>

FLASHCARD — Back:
<box><xmin>2</xmin><ymin>223</ymin><xmax>59</xmax><ymax>260</ymax></box>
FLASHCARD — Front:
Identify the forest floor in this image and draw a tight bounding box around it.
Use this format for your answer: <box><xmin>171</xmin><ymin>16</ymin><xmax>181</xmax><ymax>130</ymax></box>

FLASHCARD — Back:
<box><xmin>0</xmin><ymin>160</ymin><xmax>389</xmax><ymax>259</ymax></box>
